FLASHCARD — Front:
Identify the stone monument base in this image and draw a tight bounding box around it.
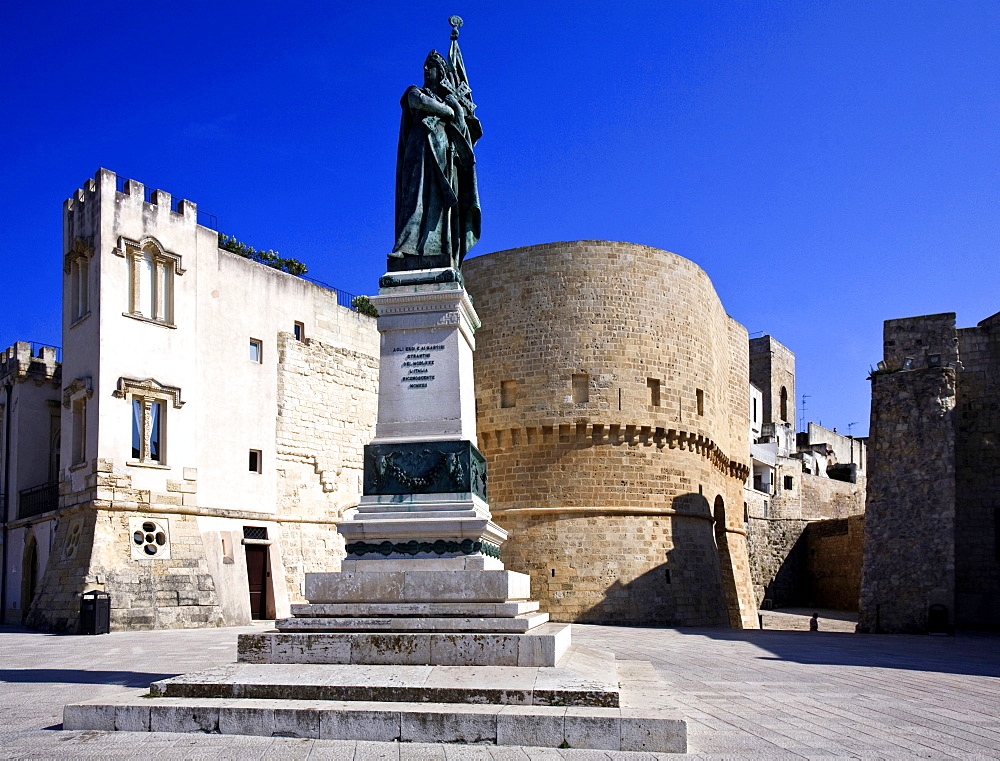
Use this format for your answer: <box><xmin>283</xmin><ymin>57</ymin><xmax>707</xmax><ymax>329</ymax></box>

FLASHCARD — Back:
<box><xmin>63</xmin><ymin>647</ymin><xmax>686</xmax><ymax>752</ymax></box>
<box><xmin>62</xmin><ymin>568</ymin><xmax>687</xmax><ymax>751</ymax></box>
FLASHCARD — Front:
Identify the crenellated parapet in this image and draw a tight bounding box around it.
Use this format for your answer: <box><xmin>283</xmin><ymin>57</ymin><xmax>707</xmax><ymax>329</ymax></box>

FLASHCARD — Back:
<box><xmin>64</xmin><ymin>168</ymin><xmax>201</xmax><ymax>243</ymax></box>
<box><xmin>0</xmin><ymin>342</ymin><xmax>61</xmax><ymax>386</ymax></box>
<box><xmin>480</xmin><ymin>422</ymin><xmax>750</xmax><ymax>482</ymax></box>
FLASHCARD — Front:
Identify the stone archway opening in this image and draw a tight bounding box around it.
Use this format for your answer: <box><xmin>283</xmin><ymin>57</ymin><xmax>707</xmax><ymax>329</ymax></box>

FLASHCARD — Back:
<box><xmin>21</xmin><ymin>532</ymin><xmax>39</xmax><ymax>622</ymax></box>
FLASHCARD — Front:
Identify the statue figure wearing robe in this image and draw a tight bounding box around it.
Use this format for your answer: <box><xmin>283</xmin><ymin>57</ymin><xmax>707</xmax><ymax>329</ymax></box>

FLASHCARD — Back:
<box><xmin>390</xmin><ymin>42</ymin><xmax>482</xmax><ymax>273</ymax></box>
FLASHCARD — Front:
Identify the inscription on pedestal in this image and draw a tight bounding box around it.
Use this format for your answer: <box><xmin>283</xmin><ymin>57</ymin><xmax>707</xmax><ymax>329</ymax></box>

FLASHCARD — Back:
<box><xmin>395</xmin><ymin>343</ymin><xmax>444</xmax><ymax>389</ymax></box>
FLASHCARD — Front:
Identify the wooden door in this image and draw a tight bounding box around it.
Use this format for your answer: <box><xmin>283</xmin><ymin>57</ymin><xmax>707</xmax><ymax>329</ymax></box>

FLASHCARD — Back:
<box><xmin>245</xmin><ymin>544</ymin><xmax>269</xmax><ymax>619</ymax></box>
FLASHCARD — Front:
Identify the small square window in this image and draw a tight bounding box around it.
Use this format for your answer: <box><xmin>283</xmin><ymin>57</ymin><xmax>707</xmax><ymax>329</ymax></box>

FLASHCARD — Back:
<box><xmin>784</xmin><ymin>475</ymin><xmax>794</xmax><ymax>490</ymax></box>
<box><xmin>249</xmin><ymin>449</ymin><xmax>262</xmax><ymax>473</ymax></box>
<box><xmin>293</xmin><ymin>322</ymin><xmax>305</xmax><ymax>341</ymax></box>
<box><xmin>249</xmin><ymin>339</ymin><xmax>262</xmax><ymax>363</ymax></box>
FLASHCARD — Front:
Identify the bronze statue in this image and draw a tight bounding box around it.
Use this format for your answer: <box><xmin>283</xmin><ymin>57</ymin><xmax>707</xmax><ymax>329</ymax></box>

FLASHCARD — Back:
<box><xmin>390</xmin><ymin>16</ymin><xmax>482</xmax><ymax>272</ymax></box>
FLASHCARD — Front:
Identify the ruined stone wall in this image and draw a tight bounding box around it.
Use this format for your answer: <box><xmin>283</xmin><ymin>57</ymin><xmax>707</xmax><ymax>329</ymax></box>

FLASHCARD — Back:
<box><xmin>955</xmin><ymin>312</ymin><xmax>1000</xmax><ymax>628</ymax></box>
<box><xmin>464</xmin><ymin>241</ymin><xmax>756</xmax><ymax>628</ymax></box>
<box><xmin>806</xmin><ymin>515</ymin><xmax>864</xmax><ymax>611</ymax></box>
<box><xmin>858</xmin><ymin>364</ymin><xmax>956</xmax><ymax>633</ymax></box>
<box><xmin>274</xmin><ymin>330</ymin><xmax>379</xmax><ymax>602</ymax></box>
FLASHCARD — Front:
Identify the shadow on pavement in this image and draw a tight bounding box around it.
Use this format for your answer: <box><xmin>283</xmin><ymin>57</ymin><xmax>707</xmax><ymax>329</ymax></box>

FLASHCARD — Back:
<box><xmin>0</xmin><ymin>669</ymin><xmax>177</xmax><ymax>687</ymax></box>
<box><xmin>668</xmin><ymin>625</ymin><xmax>1000</xmax><ymax>678</ymax></box>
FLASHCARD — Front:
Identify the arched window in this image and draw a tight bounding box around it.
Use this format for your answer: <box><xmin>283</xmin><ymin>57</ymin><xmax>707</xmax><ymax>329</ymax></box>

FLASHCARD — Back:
<box><xmin>119</xmin><ymin>236</ymin><xmax>182</xmax><ymax>326</ymax></box>
<box><xmin>780</xmin><ymin>386</ymin><xmax>789</xmax><ymax>422</ymax></box>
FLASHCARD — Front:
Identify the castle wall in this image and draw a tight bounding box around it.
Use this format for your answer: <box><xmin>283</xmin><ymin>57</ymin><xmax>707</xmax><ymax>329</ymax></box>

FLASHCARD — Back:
<box><xmin>463</xmin><ymin>241</ymin><xmax>756</xmax><ymax>628</ymax></box>
<box><xmin>746</xmin><ymin>464</ymin><xmax>865</xmax><ymax>609</ymax></box>
<box><xmin>806</xmin><ymin>515</ymin><xmax>864</xmax><ymax>611</ymax></box>
<box><xmin>954</xmin><ymin>313</ymin><xmax>1000</xmax><ymax>628</ymax></box>
<box><xmin>860</xmin><ymin>310</ymin><xmax>1000</xmax><ymax>632</ymax></box>
<box><xmin>858</xmin><ymin>316</ymin><xmax>957</xmax><ymax>632</ymax></box>
<box><xmin>799</xmin><ymin>472</ymin><xmax>865</xmax><ymax>520</ymax></box>
<box><xmin>746</xmin><ymin>516</ymin><xmax>810</xmax><ymax>607</ymax></box>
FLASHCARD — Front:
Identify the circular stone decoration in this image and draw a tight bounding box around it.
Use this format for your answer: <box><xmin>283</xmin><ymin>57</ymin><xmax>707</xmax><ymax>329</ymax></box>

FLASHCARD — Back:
<box><xmin>132</xmin><ymin>520</ymin><xmax>168</xmax><ymax>557</ymax></box>
<box><xmin>448</xmin><ymin>15</ymin><xmax>463</xmax><ymax>29</ymax></box>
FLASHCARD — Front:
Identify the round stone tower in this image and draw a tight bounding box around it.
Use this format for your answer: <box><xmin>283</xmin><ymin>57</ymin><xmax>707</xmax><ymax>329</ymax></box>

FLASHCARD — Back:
<box><xmin>463</xmin><ymin>241</ymin><xmax>757</xmax><ymax>627</ymax></box>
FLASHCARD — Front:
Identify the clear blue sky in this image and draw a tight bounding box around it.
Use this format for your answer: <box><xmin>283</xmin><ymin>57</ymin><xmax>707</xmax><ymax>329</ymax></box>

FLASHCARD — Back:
<box><xmin>4</xmin><ymin>1</ymin><xmax>999</xmax><ymax>438</ymax></box>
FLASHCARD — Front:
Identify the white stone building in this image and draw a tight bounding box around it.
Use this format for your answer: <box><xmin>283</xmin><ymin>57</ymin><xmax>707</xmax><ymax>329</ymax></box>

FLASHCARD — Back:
<box><xmin>0</xmin><ymin>169</ymin><xmax>379</xmax><ymax>630</ymax></box>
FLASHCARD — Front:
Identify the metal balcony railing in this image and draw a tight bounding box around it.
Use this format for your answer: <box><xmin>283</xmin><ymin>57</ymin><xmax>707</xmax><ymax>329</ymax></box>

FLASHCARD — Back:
<box><xmin>18</xmin><ymin>481</ymin><xmax>59</xmax><ymax>519</ymax></box>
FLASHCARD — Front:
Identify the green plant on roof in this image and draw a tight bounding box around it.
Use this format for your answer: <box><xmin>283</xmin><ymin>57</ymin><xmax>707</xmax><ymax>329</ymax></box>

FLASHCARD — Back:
<box><xmin>218</xmin><ymin>233</ymin><xmax>308</xmax><ymax>276</ymax></box>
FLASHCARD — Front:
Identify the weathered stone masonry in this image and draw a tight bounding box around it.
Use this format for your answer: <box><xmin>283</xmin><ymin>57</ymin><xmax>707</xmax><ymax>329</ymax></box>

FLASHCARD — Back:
<box><xmin>464</xmin><ymin>241</ymin><xmax>758</xmax><ymax>628</ymax></box>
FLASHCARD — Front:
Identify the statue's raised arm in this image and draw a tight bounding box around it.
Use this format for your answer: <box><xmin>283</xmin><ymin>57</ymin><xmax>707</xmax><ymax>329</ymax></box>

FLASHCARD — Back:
<box><xmin>389</xmin><ymin>17</ymin><xmax>481</xmax><ymax>273</ymax></box>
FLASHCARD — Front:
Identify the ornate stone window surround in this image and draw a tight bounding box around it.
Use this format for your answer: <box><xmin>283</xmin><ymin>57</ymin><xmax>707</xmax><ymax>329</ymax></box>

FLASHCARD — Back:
<box><xmin>113</xmin><ymin>377</ymin><xmax>184</xmax><ymax>468</ymax></box>
<box><xmin>64</xmin><ymin>237</ymin><xmax>95</xmax><ymax>328</ymax></box>
<box><xmin>62</xmin><ymin>376</ymin><xmax>94</xmax><ymax>470</ymax></box>
<box><xmin>114</xmin><ymin>236</ymin><xmax>184</xmax><ymax>328</ymax></box>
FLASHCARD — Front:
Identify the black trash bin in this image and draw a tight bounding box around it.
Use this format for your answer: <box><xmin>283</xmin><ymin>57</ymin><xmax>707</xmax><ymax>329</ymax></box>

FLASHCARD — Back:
<box><xmin>80</xmin><ymin>591</ymin><xmax>111</xmax><ymax>635</ymax></box>
<box><xmin>927</xmin><ymin>604</ymin><xmax>950</xmax><ymax>635</ymax></box>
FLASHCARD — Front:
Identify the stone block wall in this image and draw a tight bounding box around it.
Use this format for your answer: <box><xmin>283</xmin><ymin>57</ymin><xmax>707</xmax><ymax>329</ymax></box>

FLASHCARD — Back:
<box><xmin>27</xmin><ymin>503</ymin><xmax>225</xmax><ymax>632</ymax></box>
<box><xmin>858</xmin><ymin>365</ymin><xmax>956</xmax><ymax>633</ymax></box>
<box><xmin>275</xmin><ymin>331</ymin><xmax>379</xmax><ymax>518</ymax></box>
<box><xmin>800</xmin><ymin>473</ymin><xmax>865</xmax><ymax>520</ymax></box>
<box><xmin>883</xmin><ymin>312</ymin><xmax>959</xmax><ymax>370</ymax></box>
<box><xmin>274</xmin><ymin>330</ymin><xmax>379</xmax><ymax>603</ymax></box>
<box><xmin>750</xmin><ymin>336</ymin><xmax>795</xmax><ymax>428</ymax></box>
<box><xmin>746</xmin><ymin>517</ymin><xmax>810</xmax><ymax>607</ymax></box>
<box><xmin>806</xmin><ymin>515</ymin><xmax>864</xmax><ymax>611</ymax></box>
<box><xmin>464</xmin><ymin>241</ymin><xmax>756</xmax><ymax>628</ymax></box>
<box><xmin>955</xmin><ymin>312</ymin><xmax>1000</xmax><ymax>628</ymax></box>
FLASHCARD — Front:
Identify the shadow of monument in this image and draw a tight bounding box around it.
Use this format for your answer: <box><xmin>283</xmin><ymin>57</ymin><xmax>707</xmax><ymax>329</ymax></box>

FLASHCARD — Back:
<box><xmin>0</xmin><ymin>668</ymin><xmax>179</xmax><ymax>687</ymax></box>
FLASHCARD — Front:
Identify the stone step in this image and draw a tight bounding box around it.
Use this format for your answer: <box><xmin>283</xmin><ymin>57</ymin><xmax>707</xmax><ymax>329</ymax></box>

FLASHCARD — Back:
<box><xmin>63</xmin><ymin>696</ymin><xmax>686</xmax><ymax>752</ymax></box>
<box><xmin>238</xmin><ymin>622</ymin><xmax>572</xmax><ymax>667</ymax></box>
<box><xmin>290</xmin><ymin>600</ymin><xmax>540</xmax><ymax>618</ymax></box>
<box><xmin>149</xmin><ymin>653</ymin><xmax>619</xmax><ymax>707</ymax></box>
<box><xmin>275</xmin><ymin>611</ymin><xmax>550</xmax><ymax>633</ymax></box>
<box><xmin>305</xmin><ymin>569</ymin><xmax>531</xmax><ymax>604</ymax></box>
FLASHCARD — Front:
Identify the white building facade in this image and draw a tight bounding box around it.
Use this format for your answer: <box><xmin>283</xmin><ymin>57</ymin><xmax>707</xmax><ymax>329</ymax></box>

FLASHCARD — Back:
<box><xmin>1</xmin><ymin>169</ymin><xmax>379</xmax><ymax>630</ymax></box>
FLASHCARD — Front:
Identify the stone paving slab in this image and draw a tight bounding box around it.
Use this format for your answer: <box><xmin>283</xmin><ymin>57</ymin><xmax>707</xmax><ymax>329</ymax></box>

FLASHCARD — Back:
<box><xmin>3</xmin><ymin>620</ymin><xmax>1000</xmax><ymax>757</ymax></box>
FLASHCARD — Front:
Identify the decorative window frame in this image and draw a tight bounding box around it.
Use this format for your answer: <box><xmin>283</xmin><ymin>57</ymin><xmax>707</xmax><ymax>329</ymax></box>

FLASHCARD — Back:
<box><xmin>64</xmin><ymin>237</ymin><xmax>95</xmax><ymax>327</ymax></box>
<box><xmin>62</xmin><ymin>376</ymin><xmax>93</xmax><ymax>470</ymax></box>
<box><xmin>114</xmin><ymin>235</ymin><xmax>184</xmax><ymax>327</ymax></box>
<box><xmin>114</xmin><ymin>377</ymin><xmax>184</xmax><ymax>468</ymax></box>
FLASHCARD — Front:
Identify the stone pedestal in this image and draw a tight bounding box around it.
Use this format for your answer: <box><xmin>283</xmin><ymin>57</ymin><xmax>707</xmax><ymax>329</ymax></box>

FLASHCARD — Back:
<box><xmin>338</xmin><ymin>269</ymin><xmax>507</xmax><ymax>563</ymax></box>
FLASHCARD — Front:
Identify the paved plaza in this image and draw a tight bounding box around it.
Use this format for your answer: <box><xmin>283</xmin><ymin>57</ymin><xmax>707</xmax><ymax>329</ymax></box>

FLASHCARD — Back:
<box><xmin>1</xmin><ymin>613</ymin><xmax>998</xmax><ymax>759</ymax></box>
